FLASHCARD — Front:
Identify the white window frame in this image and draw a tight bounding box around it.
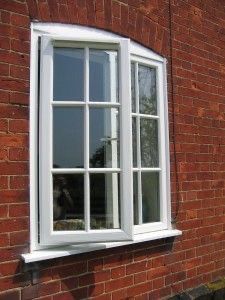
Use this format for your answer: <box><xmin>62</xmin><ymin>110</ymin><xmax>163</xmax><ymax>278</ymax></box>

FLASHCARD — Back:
<box><xmin>26</xmin><ymin>23</ymin><xmax>180</xmax><ymax>257</ymax></box>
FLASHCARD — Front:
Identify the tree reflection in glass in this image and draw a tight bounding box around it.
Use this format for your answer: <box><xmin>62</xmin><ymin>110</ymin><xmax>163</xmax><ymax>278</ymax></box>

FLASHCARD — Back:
<box><xmin>138</xmin><ymin>65</ymin><xmax>157</xmax><ymax>115</ymax></box>
<box><xmin>89</xmin><ymin>108</ymin><xmax>119</xmax><ymax>168</ymax></box>
<box><xmin>140</xmin><ymin>119</ymin><xmax>158</xmax><ymax>168</ymax></box>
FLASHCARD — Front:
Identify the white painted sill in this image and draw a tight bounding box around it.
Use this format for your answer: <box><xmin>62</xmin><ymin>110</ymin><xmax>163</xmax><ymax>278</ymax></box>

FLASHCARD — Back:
<box><xmin>22</xmin><ymin>229</ymin><xmax>181</xmax><ymax>263</ymax></box>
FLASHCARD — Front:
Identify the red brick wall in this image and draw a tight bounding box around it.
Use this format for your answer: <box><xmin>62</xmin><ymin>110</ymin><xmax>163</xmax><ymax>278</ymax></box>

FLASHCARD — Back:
<box><xmin>0</xmin><ymin>0</ymin><xmax>225</xmax><ymax>299</ymax></box>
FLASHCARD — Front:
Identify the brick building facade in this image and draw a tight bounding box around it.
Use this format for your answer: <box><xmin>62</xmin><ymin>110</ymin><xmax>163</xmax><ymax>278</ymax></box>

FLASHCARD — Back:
<box><xmin>0</xmin><ymin>0</ymin><xmax>225</xmax><ymax>299</ymax></box>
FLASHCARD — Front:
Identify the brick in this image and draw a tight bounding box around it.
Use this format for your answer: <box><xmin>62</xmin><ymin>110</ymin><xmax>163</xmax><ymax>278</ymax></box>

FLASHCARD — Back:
<box><xmin>9</xmin><ymin>148</ymin><xmax>28</xmax><ymax>161</ymax></box>
<box><xmin>127</xmin><ymin>282</ymin><xmax>153</xmax><ymax>297</ymax></box>
<box><xmin>0</xmin><ymin>260</ymin><xmax>20</xmax><ymax>276</ymax></box>
<box><xmin>79</xmin><ymin>270</ymin><xmax>110</xmax><ymax>286</ymax></box>
<box><xmin>0</xmin><ymin>289</ymin><xmax>20</xmax><ymax>300</ymax></box>
<box><xmin>52</xmin><ymin>262</ymin><xmax>87</xmax><ymax>279</ymax></box>
<box><xmin>0</xmin><ymin>234</ymin><xmax>9</xmax><ymax>247</ymax></box>
<box><xmin>0</xmin><ymin>176</ymin><xmax>8</xmax><ymax>190</ymax></box>
<box><xmin>104</xmin><ymin>253</ymin><xmax>133</xmax><ymax>268</ymax></box>
<box><xmin>0</xmin><ymin>218</ymin><xmax>28</xmax><ymax>233</ymax></box>
<box><xmin>11</xmin><ymin>14</ymin><xmax>30</xmax><ymax>27</ymax></box>
<box><xmin>10</xmin><ymin>176</ymin><xmax>29</xmax><ymax>190</ymax></box>
<box><xmin>0</xmin><ymin>119</ymin><xmax>8</xmax><ymax>132</ymax></box>
<box><xmin>53</xmin><ymin>288</ymin><xmax>88</xmax><ymax>300</ymax></box>
<box><xmin>0</xmin><ymin>205</ymin><xmax>8</xmax><ymax>218</ymax></box>
<box><xmin>0</xmin><ymin>149</ymin><xmax>7</xmax><ymax>161</ymax></box>
<box><xmin>61</xmin><ymin>277</ymin><xmax>78</xmax><ymax>291</ymax></box>
<box><xmin>0</xmin><ymin>162</ymin><xmax>28</xmax><ymax>175</ymax></box>
<box><xmin>10</xmin><ymin>65</ymin><xmax>29</xmax><ymax>81</ymax></box>
<box><xmin>0</xmin><ymin>135</ymin><xmax>28</xmax><ymax>148</ymax></box>
<box><xmin>0</xmin><ymin>190</ymin><xmax>28</xmax><ymax>203</ymax></box>
<box><xmin>111</xmin><ymin>266</ymin><xmax>125</xmax><ymax>279</ymax></box>
<box><xmin>9</xmin><ymin>203</ymin><xmax>29</xmax><ymax>217</ymax></box>
<box><xmin>105</xmin><ymin>275</ymin><xmax>133</xmax><ymax>292</ymax></box>
<box><xmin>88</xmin><ymin>283</ymin><xmax>104</xmax><ymax>297</ymax></box>
<box><xmin>126</xmin><ymin>261</ymin><xmax>148</xmax><ymax>275</ymax></box>
<box><xmin>10</xmin><ymin>231</ymin><xmax>29</xmax><ymax>246</ymax></box>
<box><xmin>134</xmin><ymin>271</ymin><xmax>147</xmax><ymax>284</ymax></box>
<box><xmin>88</xmin><ymin>258</ymin><xmax>103</xmax><ymax>272</ymax></box>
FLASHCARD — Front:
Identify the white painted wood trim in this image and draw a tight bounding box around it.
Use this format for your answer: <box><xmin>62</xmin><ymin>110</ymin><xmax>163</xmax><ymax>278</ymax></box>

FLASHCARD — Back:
<box><xmin>30</xmin><ymin>23</ymin><xmax>173</xmax><ymax>251</ymax></box>
<box><xmin>22</xmin><ymin>229</ymin><xmax>182</xmax><ymax>263</ymax></box>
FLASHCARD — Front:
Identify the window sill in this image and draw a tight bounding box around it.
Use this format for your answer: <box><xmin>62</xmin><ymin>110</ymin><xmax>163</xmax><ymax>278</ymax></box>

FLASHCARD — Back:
<box><xmin>22</xmin><ymin>229</ymin><xmax>182</xmax><ymax>263</ymax></box>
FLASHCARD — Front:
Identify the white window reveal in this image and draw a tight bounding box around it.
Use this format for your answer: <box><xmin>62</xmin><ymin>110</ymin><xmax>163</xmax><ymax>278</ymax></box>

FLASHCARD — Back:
<box><xmin>24</xmin><ymin>23</ymin><xmax>181</xmax><ymax>260</ymax></box>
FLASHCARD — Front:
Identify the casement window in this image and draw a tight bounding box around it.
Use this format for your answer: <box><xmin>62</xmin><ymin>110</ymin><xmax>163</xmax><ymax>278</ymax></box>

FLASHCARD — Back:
<box><xmin>25</xmin><ymin>23</ymin><xmax>181</xmax><ymax>260</ymax></box>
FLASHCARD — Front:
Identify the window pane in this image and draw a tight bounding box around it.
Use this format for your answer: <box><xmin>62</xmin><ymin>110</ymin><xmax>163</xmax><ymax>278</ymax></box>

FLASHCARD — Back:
<box><xmin>131</xmin><ymin>63</ymin><xmax>136</xmax><ymax>112</ymax></box>
<box><xmin>53</xmin><ymin>48</ymin><xmax>84</xmax><ymax>101</ymax></box>
<box><xmin>53</xmin><ymin>107</ymin><xmax>84</xmax><ymax>168</ymax></box>
<box><xmin>132</xmin><ymin>117</ymin><xmax>137</xmax><ymax>167</ymax></box>
<box><xmin>89</xmin><ymin>50</ymin><xmax>118</xmax><ymax>102</ymax></box>
<box><xmin>89</xmin><ymin>108</ymin><xmax>119</xmax><ymax>168</ymax></box>
<box><xmin>140</xmin><ymin>119</ymin><xmax>158</xmax><ymax>167</ymax></box>
<box><xmin>53</xmin><ymin>174</ymin><xmax>84</xmax><ymax>231</ymax></box>
<box><xmin>142</xmin><ymin>172</ymin><xmax>160</xmax><ymax>223</ymax></box>
<box><xmin>138</xmin><ymin>65</ymin><xmax>157</xmax><ymax>115</ymax></box>
<box><xmin>90</xmin><ymin>173</ymin><xmax>120</xmax><ymax>229</ymax></box>
<box><xmin>133</xmin><ymin>172</ymin><xmax>138</xmax><ymax>225</ymax></box>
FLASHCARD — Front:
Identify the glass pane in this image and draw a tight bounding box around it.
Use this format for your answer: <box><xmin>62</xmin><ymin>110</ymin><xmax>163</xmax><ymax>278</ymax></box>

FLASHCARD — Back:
<box><xmin>53</xmin><ymin>107</ymin><xmax>84</xmax><ymax>168</ymax></box>
<box><xmin>138</xmin><ymin>65</ymin><xmax>157</xmax><ymax>115</ymax></box>
<box><xmin>140</xmin><ymin>119</ymin><xmax>158</xmax><ymax>167</ymax></box>
<box><xmin>133</xmin><ymin>172</ymin><xmax>138</xmax><ymax>225</ymax></box>
<box><xmin>90</xmin><ymin>173</ymin><xmax>120</xmax><ymax>229</ymax></box>
<box><xmin>53</xmin><ymin>174</ymin><xmax>84</xmax><ymax>231</ymax></box>
<box><xmin>53</xmin><ymin>48</ymin><xmax>84</xmax><ymax>101</ymax></box>
<box><xmin>89</xmin><ymin>108</ymin><xmax>119</xmax><ymax>168</ymax></box>
<box><xmin>89</xmin><ymin>50</ymin><xmax>118</xmax><ymax>102</ymax></box>
<box><xmin>132</xmin><ymin>117</ymin><xmax>137</xmax><ymax>167</ymax></box>
<box><xmin>142</xmin><ymin>172</ymin><xmax>160</xmax><ymax>223</ymax></box>
<box><xmin>131</xmin><ymin>63</ymin><xmax>136</xmax><ymax>112</ymax></box>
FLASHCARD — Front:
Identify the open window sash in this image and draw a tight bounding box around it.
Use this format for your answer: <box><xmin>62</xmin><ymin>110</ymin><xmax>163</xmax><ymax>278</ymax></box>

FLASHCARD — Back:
<box><xmin>39</xmin><ymin>35</ymin><xmax>133</xmax><ymax>245</ymax></box>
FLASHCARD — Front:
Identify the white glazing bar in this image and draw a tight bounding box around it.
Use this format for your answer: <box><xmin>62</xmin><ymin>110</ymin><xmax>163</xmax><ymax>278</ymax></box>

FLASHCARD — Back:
<box><xmin>52</xmin><ymin>101</ymin><xmax>120</xmax><ymax>107</ymax></box>
<box><xmin>89</xmin><ymin>168</ymin><xmax>120</xmax><ymax>173</ymax></box>
<box><xmin>84</xmin><ymin>47</ymin><xmax>90</xmax><ymax>232</ymax></box>
<box><xmin>135</xmin><ymin>62</ymin><xmax>142</xmax><ymax>225</ymax></box>
<box><xmin>51</xmin><ymin>168</ymin><xmax>121</xmax><ymax>174</ymax></box>
<box><xmin>52</xmin><ymin>101</ymin><xmax>85</xmax><ymax>106</ymax></box>
<box><xmin>132</xmin><ymin>113</ymin><xmax>159</xmax><ymax>120</ymax></box>
<box><xmin>133</xmin><ymin>167</ymin><xmax>161</xmax><ymax>172</ymax></box>
<box><xmin>88</xmin><ymin>102</ymin><xmax>120</xmax><ymax>107</ymax></box>
<box><xmin>51</xmin><ymin>168</ymin><xmax>85</xmax><ymax>174</ymax></box>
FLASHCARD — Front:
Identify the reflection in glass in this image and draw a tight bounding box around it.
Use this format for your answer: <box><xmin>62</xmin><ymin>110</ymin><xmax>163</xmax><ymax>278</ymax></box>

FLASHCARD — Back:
<box><xmin>131</xmin><ymin>63</ymin><xmax>136</xmax><ymax>112</ymax></box>
<box><xmin>132</xmin><ymin>117</ymin><xmax>137</xmax><ymax>167</ymax></box>
<box><xmin>133</xmin><ymin>172</ymin><xmax>138</xmax><ymax>225</ymax></box>
<box><xmin>53</xmin><ymin>174</ymin><xmax>84</xmax><ymax>231</ymax></box>
<box><xmin>53</xmin><ymin>48</ymin><xmax>84</xmax><ymax>101</ymax></box>
<box><xmin>89</xmin><ymin>50</ymin><xmax>118</xmax><ymax>102</ymax></box>
<box><xmin>142</xmin><ymin>172</ymin><xmax>160</xmax><ymax>223</ymax></box>
<box><xmin>140</xmin><ymin>119</ymin><xmax>158</xmax><ymax>167</ymax></box>
<box><xmin>89</xmin><ymin>108</ymin><xmax>119</xmax><ymax>168</ymax></box>
<box><xmin>138</xmin><ymin>65</ymin><xmax>157</xmax><ymax>115</ymax></box>
<box><xmin>90</xmin><ymin>173</ymin><xmax>120</xmax><ymax>229</ymax></box>
<box><xmin>53</xmin><ymin>107</ymin><xmax>84</xmax><ymax>168</ymax></box>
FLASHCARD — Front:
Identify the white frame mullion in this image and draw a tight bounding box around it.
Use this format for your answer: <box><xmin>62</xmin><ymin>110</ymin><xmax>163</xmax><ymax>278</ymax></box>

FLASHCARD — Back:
<box><xmin>135</xmin><ymin>62</ymin><xmax>142</xmax><ymax>225</ymax></box>
<box><xmin>119</xmin><ymin>39</ymin><xmax>133</xmax><ymax>237</ymax></box>
<box><xmin>39</xmin><ymin>36</ymin><xmax>54</xmax><ymax>245</ymax></box>
<box><xmin>84</xmin><ymin>46</ymin><xmax>90</xmax><ymax>232</ymax></box>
